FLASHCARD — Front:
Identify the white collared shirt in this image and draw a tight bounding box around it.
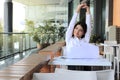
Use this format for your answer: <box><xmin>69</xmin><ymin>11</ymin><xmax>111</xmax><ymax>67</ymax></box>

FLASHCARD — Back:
<box><xmin>65</xmin><ymin>12</ymin><xmax>100</xmax><ymax>58</ymax></box>
<box><xmin>65</xmin><ymin>12</ymin><xmax>92</xmax><ymax>51</ymax></box>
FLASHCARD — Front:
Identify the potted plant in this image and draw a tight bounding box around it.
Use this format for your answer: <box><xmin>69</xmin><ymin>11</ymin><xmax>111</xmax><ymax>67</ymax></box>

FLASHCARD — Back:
<box><xmin>30</xmin><ymin>20</ymin><xmax>56</xmax><ymax>49</ymax></box>
<box><xmin>25</xmin><ymin>19</ymin><xmax>66</xmax><ymax>49</ymax></box>
<box><xmin>25</xmin><ymin>19</ymin><xmax>41</xmax><ymax>49</ymax></box>
<box><xmin>37</xmin><ymin>20</ymin><xmax>57</xmax><ymax>44</ymax></box>
<box><xmin>90</xmin><ymin>34</ymin><xmax>103</xmax><ymax>44</ymax></box>
<box><xmin>57</xmin><ymin>27</ymin><xmax>66</xmax><ymax>41</ymax></box>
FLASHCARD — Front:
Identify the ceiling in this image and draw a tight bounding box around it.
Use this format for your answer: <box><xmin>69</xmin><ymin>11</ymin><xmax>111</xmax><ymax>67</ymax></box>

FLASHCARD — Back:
<box><xmin>13</xmin><ymin>0</ymin><xmax>72</xmax><ymax>6</ymax></box>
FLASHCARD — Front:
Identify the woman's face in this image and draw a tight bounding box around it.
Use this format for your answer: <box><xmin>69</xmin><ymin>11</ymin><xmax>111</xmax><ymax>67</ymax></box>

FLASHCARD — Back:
<box><xmin>73</xmin><ymin>24</ymin><xmax>84</xmax><ymax>38</ymax></box>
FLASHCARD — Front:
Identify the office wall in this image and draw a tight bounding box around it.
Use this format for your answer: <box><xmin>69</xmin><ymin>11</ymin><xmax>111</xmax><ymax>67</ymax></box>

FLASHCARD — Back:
<box><xmin>25</xmin><ymin>5</ymin><xmax>68</xmax><ymax>27</ymax></box>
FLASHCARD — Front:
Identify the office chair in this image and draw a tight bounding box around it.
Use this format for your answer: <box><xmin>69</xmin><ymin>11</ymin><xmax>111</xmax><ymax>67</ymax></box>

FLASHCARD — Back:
<box><xmin>33</xmin><ymin>69</ymin><xmax>97</xmax><ymax>80</ymax></box>
<box><xmin>114</xmin><ymin>44</ymin><xmax>120</xmax><ymax>80</ymax></box>
<box><xmin>55</xmin><ymin>68</ymin><xmax>114</xmax><ymax>80</ymax></box>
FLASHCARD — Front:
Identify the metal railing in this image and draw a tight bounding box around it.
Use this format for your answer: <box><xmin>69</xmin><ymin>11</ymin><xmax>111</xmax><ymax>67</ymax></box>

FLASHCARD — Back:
<box><xmin>0</xmin><ymin>32</ymin><xmax>37</xmax><ymax>60</ymax></box>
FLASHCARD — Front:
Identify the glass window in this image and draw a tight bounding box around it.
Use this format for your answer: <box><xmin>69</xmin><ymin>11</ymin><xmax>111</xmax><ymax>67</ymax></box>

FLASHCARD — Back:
<box><xmin>0</xmin><ymin>0</ymin><xmax>4</xmax><ymax>32</ymax></box>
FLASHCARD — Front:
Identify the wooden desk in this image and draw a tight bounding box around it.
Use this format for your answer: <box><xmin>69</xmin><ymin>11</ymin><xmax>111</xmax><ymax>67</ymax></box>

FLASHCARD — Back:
<box><xmin>39</xmin><ymin>42</ymin><xmax>65</xmax><ymax>58</ymax></box>
<box><xmin>39</xmin><ymin>44</ymin><xmax>61</xmax><ymax>58</ymax></box>
<box><xmin>49</xmin><ymin>56</ymin><xmax>112</xmax><ymax>70</ymax></box>
<box><xmin>14</xmin><ymin>54</ymin><xmax>50</xmax><ymax>66</ymax></box>
<box><xmin>0</xmin><ymin>54</ymin><xmax>50</xmax><ymax>80</ymax></box>
<box><xmin>0</xmin><ymin>70</ymin><xmax>23</xmax><ymax>80</ymax></box>
<box><xmin>6</xmin><ymin>65</ymin><xmax>34</xmax><ymax>71</ymax></box>
<box><xmin>0</xmin><ymin>77</ymin><xmax>22</xmax><ymax>80</ymax></box>
<box><xmin>39</xmin><ymin>42</ymin><xmax>65</xmax><ymax>72</ymax></box>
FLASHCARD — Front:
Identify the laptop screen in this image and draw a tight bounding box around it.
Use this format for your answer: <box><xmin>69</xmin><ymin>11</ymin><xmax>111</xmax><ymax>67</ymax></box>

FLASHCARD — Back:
<box><xmin>65</xmin><ymin>43</ymin><xmax>100</xmax><ymax>59</ymax></box>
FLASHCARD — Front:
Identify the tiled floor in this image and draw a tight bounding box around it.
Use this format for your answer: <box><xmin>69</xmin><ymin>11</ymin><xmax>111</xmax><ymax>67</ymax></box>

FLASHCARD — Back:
<box><xmin>0</xmin><ymin>48</ymin><xmax>39</xmax><ymax>70</ymax></box>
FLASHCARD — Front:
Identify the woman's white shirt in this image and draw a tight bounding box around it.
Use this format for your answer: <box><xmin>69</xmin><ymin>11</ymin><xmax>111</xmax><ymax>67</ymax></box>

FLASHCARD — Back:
<box><xmin>65</xmin><ymin>12</ymin><xmax>100</xmax><ymax>58</ymax></box>
<box><xmin>65</xmin><ymin>12</ymin><xmax>91</xmax><ymax>50</ymax></box>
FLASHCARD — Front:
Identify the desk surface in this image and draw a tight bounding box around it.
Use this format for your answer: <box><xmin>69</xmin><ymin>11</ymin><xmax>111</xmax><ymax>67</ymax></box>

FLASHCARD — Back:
<box><xmin>49</xmin><ymin>56</ymin><xmax>111</xmax><ymax>66</ymax></box>
<box><xmin>99</xmin><ymin>43</ymin><xmax>119</xmax><ymax>47</ymax></box>
<box><xmin>14</xmin><ymin>54</ymin><xmax>50</xmax><ymax>66</ymax></box>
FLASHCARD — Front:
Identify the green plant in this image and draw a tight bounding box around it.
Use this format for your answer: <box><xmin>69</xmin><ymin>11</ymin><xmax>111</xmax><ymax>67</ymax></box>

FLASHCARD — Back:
<box><xmin>24</xmin><ymin>19</ymin><xmax>40</xmax><ymax>43</ymax></box>
<box><xmin>32</xmin><ymin>34</ymin><xmax>40</xmax><ymax>43</ymax></box>
<box><xmin>58</xmin><ymin>27</ymin><xmax>66</xmax><ymax>40</ymax></box>
<box><xmin>38</xmin><ymin>20</ymin><xmax>58</xmax><ymax>44</ymax></box>
<box><xmin>90</xmin><ymin>34</ymin><xmax>103</xmax><ymax>43</ymax></box>
<box><xmin>25</xmin><ymin>19</ymin><xmax>66</xmax><ymax>45</ymax></box>
<box><xmin>25</xmin><ymin>19</ymin><xmax>35</xmax><ymax>32</ymax></box>
<box><xmin>0</xmin><ymin>22</ymin><xmax>3</xmax><ymax>50</ymax></box>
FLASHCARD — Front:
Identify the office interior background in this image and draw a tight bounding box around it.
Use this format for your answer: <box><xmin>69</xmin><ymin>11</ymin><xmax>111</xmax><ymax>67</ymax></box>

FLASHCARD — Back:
<box><xmin>0</xmin><ymin>0</ymin><xmax>120</xmax><ymax>69</ymax></box>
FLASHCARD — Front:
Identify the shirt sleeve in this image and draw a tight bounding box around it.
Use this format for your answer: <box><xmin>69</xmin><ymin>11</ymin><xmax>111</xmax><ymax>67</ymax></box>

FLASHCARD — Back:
<box><xmin>65</xmin><ymin>13</ymin><xmax>78</xmax><ymax>44</ymax></box>
<box><xmin>84</xmin><ymin>14</ymin><xmax>91</xmax><ymax>43</ymax></box>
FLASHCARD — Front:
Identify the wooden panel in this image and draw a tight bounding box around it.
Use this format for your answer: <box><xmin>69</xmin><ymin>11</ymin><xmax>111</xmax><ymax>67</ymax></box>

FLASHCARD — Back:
<box><xmin>14</xmin><ymin>54</ymin><xmax>50</xmax><ymax>66</ymax></box>
<box><xmin>39</xmin><ymin>42</ymin><xmax>65</xmax><ymax>58</ymax></box>
<box><xmin>0</xmin><ymin>54</ymin><xmax>50</xmax><ymax>80</ymax></box>
<box><xmin>113</xmin><ymin>0</ymin><xmax>120</xmax><ymax>26</ymax></box>
<box><xmin>0</xmin><ymin>77</ymin><xmax>22</xmax><ymax>80</ymax></box>
<box><xmin>39</xmin><ymin>41</ymin><xmax>65</xmax><ymax>72</ymax></box>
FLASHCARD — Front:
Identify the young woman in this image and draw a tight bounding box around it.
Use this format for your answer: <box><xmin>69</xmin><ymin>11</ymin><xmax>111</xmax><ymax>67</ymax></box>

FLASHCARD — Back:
<box><xmin>66</xmin><ymin>3</ymin><xmax>91</xmax><ymax>50</ymax></box>
<box><xmin>65</xmin><ymin>3</ymin><xmax>99</xmax><ymax>70</ymax></box>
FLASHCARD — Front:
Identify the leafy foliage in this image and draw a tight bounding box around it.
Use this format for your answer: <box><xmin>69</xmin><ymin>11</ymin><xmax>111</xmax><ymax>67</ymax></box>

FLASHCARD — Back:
<box><xmin>0</xmin><ymin>21</ymin><xmax>3</xmax><ymax>32</ymax></box>
<box><xmin>90</xmin><ymin>34</ymin><xmax>103</xmax><ymax>43</ymax></box>
<box><xmin>25</xmin><ymin>19</ymin><xmax>35</xmax><ymax>33</ymax></box>
<box><xmin>25</xmin><ymin>19</ymin><xmax>66</xmax><ymax>44</ymax></box>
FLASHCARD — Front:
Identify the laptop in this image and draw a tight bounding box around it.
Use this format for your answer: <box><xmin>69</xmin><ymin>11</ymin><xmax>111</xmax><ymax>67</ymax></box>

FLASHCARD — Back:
<box><xmin>65</xmin><ymin>43</ymin><xmax>100</xmax><ymax>59</ymax></box>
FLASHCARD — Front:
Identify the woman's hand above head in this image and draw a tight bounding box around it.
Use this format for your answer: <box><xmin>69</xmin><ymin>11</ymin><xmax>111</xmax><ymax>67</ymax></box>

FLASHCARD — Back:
<box><xmin>82</xmin><ymin>4</ymin><xmax>90</xmax><ymax>14</ymax></box>
<box><xmin>76</xmin><ymin>3</ymin><xmax>90</xmax><ymax>14</ymax></box>
<box><xmin>76</xmin><ymin>4</ymin><xmax>85</xmax><ymax>13</ymax></box>
<box><xmin>76</xmin><ymin>3</ymin><xmax>87</xmax><ymax>13</ymax></box>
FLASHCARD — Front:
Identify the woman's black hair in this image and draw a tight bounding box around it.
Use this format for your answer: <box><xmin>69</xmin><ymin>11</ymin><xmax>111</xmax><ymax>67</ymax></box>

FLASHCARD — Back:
<box><xmin>72</xmin><ymin>21</ymin><xmax>87</xmax><ymax>38</ymax></box>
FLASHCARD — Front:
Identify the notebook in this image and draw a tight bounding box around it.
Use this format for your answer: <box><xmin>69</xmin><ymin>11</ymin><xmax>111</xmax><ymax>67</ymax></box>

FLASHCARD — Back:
<box><xmin>65</xmin><ymin>43</ymin><xmax>100</xmax><ymax>59</ymax></box>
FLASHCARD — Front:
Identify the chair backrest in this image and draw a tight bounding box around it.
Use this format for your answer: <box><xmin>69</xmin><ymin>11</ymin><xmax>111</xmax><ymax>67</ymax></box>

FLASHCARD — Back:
<box><xmin>33</xmin><ymin>73</ymin><xmax>57</xmax><ymax>80</ymax></box>
<box><xmin>33</xmin><ymin>72</ymin><xmax>97</xmax><ymax>80</ymax></box>
<box><xmin>33</xmin><ymin>68</ymin><xmax>97</xmax><ymax>80</ymax></box>
<box><xmin>96</xmin><ymin>70</ymin><xmax>114</xmax><ymax>80</ymax></box>
<box><xmin>104</xmin><ymin>41</ymin><xmax>117</xmax><ymax>61</ymax></box>
<box><xmin>61</xmin><ymin>46</ymin><xmax>67</xmax><ymax>56</ymax></box>
<box><xmin>55</xmin><ymin>68</ymin><xmax>114</xmax><ymax>80</ymax></box>
<box><xmin>104</xmin><ymin>41</ymin><xmax>117</xmax><ymax>54</ymax></box>
<box><xmin>116</xmin><ymin>44</ymin><xmax>120</xmax><ymax>59</ymax></box>
<box><xmin>55</xmin><ymin>68</ymin><xmax>97</xmax><ymax>80</ymax></box>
